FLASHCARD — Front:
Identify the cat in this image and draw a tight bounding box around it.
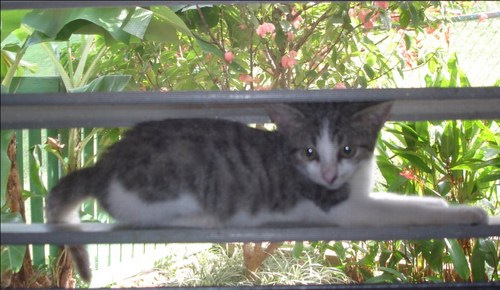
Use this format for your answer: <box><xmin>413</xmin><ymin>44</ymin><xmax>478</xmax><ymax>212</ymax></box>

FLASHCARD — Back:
<box><xmin>45</xmin><ymin>101</ymin><xmax>488</xmax><ymax>282</ymax></box>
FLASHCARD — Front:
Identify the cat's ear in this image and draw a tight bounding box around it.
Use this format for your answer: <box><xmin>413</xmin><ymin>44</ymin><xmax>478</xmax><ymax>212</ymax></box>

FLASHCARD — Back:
<box><xmin>265</xmin><ymin>103</ymin><xmax>305</xmax><ymax>134</ymax></box>
<box><xmin>352</xmin><ymin>101</ymin><xmax>393</xmax><ymax>132</ymax></box>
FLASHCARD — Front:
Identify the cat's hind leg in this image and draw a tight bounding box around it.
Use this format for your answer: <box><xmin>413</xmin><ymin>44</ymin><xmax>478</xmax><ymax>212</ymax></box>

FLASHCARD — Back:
<box><xmin>165</xmin><ymin>214</ymin><xmax>221</xmax><ymax>228</ymax></box>
<box><xmin>370</xmin><ymin>192</ymin><xmax>449</xmax><ymax>207</ymax></box>
<box><xmin>327</xmin><ymin>195</ymin><xmax>488</xmax><ymax>227</ymax></box>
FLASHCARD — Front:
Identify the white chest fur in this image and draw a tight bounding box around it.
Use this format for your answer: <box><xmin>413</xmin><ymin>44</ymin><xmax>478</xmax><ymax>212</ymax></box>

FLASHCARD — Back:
<box><xmin>106</xmin><ymin>179</ymin><xmax>207</xmax><ymax>227</ymax></box>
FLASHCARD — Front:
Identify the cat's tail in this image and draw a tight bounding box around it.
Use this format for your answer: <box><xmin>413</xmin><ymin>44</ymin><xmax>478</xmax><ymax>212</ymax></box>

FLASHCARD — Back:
<box><xmin>45</xmin><ymin>167</ymin><xmax>95</xmax><ymax>283</ymax></box>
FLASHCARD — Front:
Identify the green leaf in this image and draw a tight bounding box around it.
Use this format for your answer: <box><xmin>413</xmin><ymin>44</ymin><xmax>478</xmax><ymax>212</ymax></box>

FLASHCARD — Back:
<box><xmin>378</xmin><ymin>266</ymin><xmax>407</xmax><ymax>282</ymax></box>
<box><xmin>122</xmin><ymin>7</ymin><xmax>154</xmax><ymax>40</ymax></box>
<box><xmin>292</xmin><ymin>241</ymin><xmax>304</xmax><ymax>259</ymax></box>
<box><xmin>363</xmin><ymin>64</ymin><xmax>375</xmax><ymax>79</ymax></box>
<box><xmin>399</xmin><ymin>152</ymin><xmax>432</xmax><ymax>173</ymax></box>
<box><xmin>445</xmin><ymin>238</ymin><xmax>470</xmax><ymax>281</ymax></box>
<box><xmin>1</xmin><ymin>211</ymin><xmax>24</xmax><ymax>223</ymax></box>
<box><xmin>29</xmin><ymin>145</ymin><xmax>48</xmax><ymax>196</ymax></box>
<box><xmin>1</xmin><ymin>131</ymin><xmax>14</xmax><ymax>207</ymax></box>
<box><xmin>471</xmin><ymin>240</ymin><xmax>486</xmax><ymax>282</ymax></box>
<box><xmin>365</xmin><ymin>274</ymin><xmax>396</xmax><ymax>283</ymax></box>
<box><xmin>478</xmin><ymin>239</ymin><xmax>499</xmax><ymax>269</ymax></box>
<box><xmin>1</xmin><ymin>10</ymin><xmax>31</xmax><ymax>42</ymax></box>
<box><xmin>149</xmin><ymin>6</ymin><xmax>193</xmax><ymax>39</ymax></box>
<box><xmin>1</xmin><ymin>212</ymin><xmax>25</xmax><ymax>272</ymax></box>
<box><xmin>404</xmin><ymin>33</ymin><xmax>412</xmax><ymax>50</ymax></box>
<box><xmin>408</xmin><ymin>3</ymin><xmax>420</xmax><ymax>27</ymax></box>
<box><xmin>476</xmin><ymin>173</ymin><xmax>500</xmax><ymax>184</ymax></box>
<box><xmin>0</xmin><ymin>245</ymin><xmax>26</xmax><ymax>273</ymax></box>
<box><xmin>400</xmin><ymin>123</ymin><xmax>419</xmax><ymax>149</ymax></box>
<box><xmin>447</xmin><ymin>54</ymin><xmax>458</xmax><ymax>87</ymax></box>
<box><xmin>223</xmin><ymin>6</ymin><xmax>251</xmax><ymax>48</ymax></box>
<box><xmin>427</xmin><ymin>239</ymin><xmax>445</xmax><ymax>272</ymax></box>
<box><xmin>399</xmin><ymin>9</ymin><xmax>410</xmax><ymax>28</ymax></box>
<box><xmin>331</xmin><ymin>241</ymin><xmax>346</xmax><ymax>261</ymax></box>
<box><xmin>274</xmin><ymin>26</ymin><xmax>286</xmax><ymax>49</ymax></box>
<box><xmin>68</xmin><ymin>75</ymin><xmax>131</xmax><ymax>93</ymax></box>
<box><xmin>439</xmin><ymin>121</ymin><xmax>459</xmax><ymax>162</ymax></box>
<box><xmin>22</xmin><ymin>8</ymin><xmax>137</xmax><ymax>44</ymax></box>
<box><xmin>194</xmin><ymin>35</ymin><xmax>246</xmax><ymax>73</ymax></box>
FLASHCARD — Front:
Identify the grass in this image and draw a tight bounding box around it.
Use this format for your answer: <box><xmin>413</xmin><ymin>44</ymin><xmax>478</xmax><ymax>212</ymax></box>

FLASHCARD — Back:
<box><xmin>111</xmin><ymin>244</ymin><xmax>350</xmax><ymax>287</ymax></box>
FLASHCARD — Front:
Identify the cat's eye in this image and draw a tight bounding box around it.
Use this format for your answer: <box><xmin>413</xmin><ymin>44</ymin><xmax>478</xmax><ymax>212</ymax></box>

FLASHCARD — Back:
<box><xmin>303</xmin><ymin>147</ymin><xmax>318</xmax><ymax>161</ymax></box>
<box><xmin>340</xmin><ymin>145</ymin><xmax>356</xmax><ymax>158</ymax></box>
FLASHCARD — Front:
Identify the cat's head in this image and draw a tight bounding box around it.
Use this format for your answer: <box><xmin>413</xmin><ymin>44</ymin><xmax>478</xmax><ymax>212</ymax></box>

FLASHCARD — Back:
<box><xmin>267</xmin><ymin>102</ymin><xmax>392</xmax><ymax>190</ymax></box>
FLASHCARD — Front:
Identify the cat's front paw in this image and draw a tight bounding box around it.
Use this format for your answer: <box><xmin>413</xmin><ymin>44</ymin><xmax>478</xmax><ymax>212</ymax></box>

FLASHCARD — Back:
<box><xmin>460</xmin><ymin>206</ymin><xmax>489</xmax><ymax>225</ymax></box>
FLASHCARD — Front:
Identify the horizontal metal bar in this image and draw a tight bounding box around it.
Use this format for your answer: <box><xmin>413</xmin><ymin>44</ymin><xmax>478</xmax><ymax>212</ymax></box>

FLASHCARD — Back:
<box><xmin>6</xmin><ymin>283</ymin><xmax>500</xmax><ymax>290</ymax></box>
<box><xmin>4</xmin><ymin>88</ymin><xmax>498</xmax><ymax>105</ymax></box>
<box><xmin>2</xmin><ymin>222</ymin><xmax>499</xmax><ymax>245</ymax></box>
<box><xmin>451</xmin><ymin>11</ymin><xmax>500</xmax><ymax>22</ymax></box>
<box><xmin>2</xmin><ymin>88</ymin><xmax>499</xmax><ymax>129</ymax></box>
<box><xmin>0</xmin><ymin>1</ymin><xmax>300</xmax><ymax>10</ymax></box>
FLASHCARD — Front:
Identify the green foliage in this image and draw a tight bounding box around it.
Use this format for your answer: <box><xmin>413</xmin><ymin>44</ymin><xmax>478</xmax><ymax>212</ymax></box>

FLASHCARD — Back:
<box><xmin>0</xmin><ymin>130</ymin><xmax>14</xmax><ymax>206</ymax></box>
<box><xmin>0</xmin><ymin>212</ymin><xmax>25</xmax><ymax>273</ymax></box>
<box><xmin>96</xmin><ymin>2</ymin><xmax>427</xmax><ymax>91</ymax></box>
<box><xmin>153</xmin><ymin>244</ymin><xmax>348</xmax><ymax>287</ymax></box>
<box><xmin>377</xmin><ymin>120</ymin><xmax>499</xmax><ymax>207</ymax></box>
<box><xmin>20</xmin><ymin>7</ymin><xmax>190</xmax><ymax>45</ymax></box>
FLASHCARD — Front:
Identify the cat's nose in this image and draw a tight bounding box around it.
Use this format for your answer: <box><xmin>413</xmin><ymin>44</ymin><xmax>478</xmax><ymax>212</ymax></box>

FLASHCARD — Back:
<box><xmin>321</xmin><ymin>166</ymin><xmax>337</xmax><ymax>185</ymax></box>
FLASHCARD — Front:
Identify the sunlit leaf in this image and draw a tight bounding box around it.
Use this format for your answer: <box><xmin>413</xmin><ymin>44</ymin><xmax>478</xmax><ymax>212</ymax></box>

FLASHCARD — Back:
<box><xmin>22</xmin><ymin>8</ymin><xmax>136</xmax><ymax>44</ymax></box>
<box><xmin>445</xmin><ymin>238</ymin><xmax>470</xmax><ymax>281</ymax></box>
<box><xmin>68</xmin><ymin>75</ymin><xmax>131</xmax><ymax>93</ymax></box>
<box><xmin>471</xmin><ymin>240</ymin><xmax>486</xmax><ymax>282</ymax></box>
<box><xmin>149</xmin><ymin>6</ymin><xmax>193</xmax><ymax>39</ymax></box>
<box><xmin>0</xmin><ymin>10</ymin><xmax>31</xmax><ymax>42</ymax></box>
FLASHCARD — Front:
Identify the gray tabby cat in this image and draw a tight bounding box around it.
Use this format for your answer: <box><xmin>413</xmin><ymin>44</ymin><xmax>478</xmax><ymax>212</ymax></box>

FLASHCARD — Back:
<box><xmin>46</xmin><ymin>102</ymin><xmax>488</xmax><ymax>283</ymax></box>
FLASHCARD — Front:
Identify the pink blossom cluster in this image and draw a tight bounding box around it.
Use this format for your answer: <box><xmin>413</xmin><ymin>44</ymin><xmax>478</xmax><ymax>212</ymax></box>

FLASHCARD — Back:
<box><xmin>291</xmin><ymin>14</ymin><xmax>303</xmax><ymax>29</ymax></box>
<box><xmin>400</xmin><ymin>167</ymin><xmax>416</xmax><ymax>181</ymax></box>
<box><xmin>224</xmin><ymin>51</ymin><xmax>234</xmax><ymax>63</ymax></box>
<box><xmin>349</xmin><ymin>1</ymin><xmax>389</xmax><ymax>31</ymax></box>
<box><xmin>256</xmin><ymin>22</ymin><xmax>276</xmax><ymax>38</ymax></box>
<box><xmin>281</xmin><ymin>50</ymin><xmax>297</xmax><ymax>68</ymax></box>
<box><xmin>239</xmin><ymin>74</ymin><xmax>253</xmax><ymax>84</ymax></box>
<box><xmin>479</xmin><ymin>13</ymin><xmax>488</xmax><ymax>22</ymax></box>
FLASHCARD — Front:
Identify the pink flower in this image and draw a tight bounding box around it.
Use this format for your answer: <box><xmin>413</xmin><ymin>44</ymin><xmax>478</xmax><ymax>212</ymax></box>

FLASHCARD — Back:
<box><xmin>479</xmin><ymin>13</ymin><xmax>488</xmax><ymax>22</ymax></box>
<box><xmin>291</xmin><ymin>14</ymin><xmax>303</xmax><ymax>29</ymax></box>
<box><xmin>358</xmin><ymin>9</ymin><xmax>376</xmax><ymax>30</ymax></box>
<box><xmin>224</xmin><ymin>51</ymin><xmax>234</xmax><ymax>63</ymax></box>
<box><xmin>400</xmin><ymin>168</ymin><xmax>416</xmax><ymax>181</ymax></box>
<box><xmin>335</xmin><ymin>82</ymin><xmax>346</xmax><ymax>89</ymax></box>
<box><xmin>358</xmin><ymin>9</ymin><xmax>368</xmax><ymax>23</ymax></box>
<box><xmin>348</xmin><ymin>8</ymin><xmax>356</xmax><ymax>18</ymax></box>
<box><xmin>286</xmin><ymin>31</ymin><xmax>294</xmax><ymax>41</ymax></box>
<box><xmin>239</xmin><ymin>74</ymin><xmax>253</xmax><ymax>84</ymax></box>
<box><xmin>256</xmin><ymin>22</ymin><xmax>275</xmax><ymax>38</ymax></box>
<box><xmin>374</xmin><ymin>1</ymin><xmax>389</xmax><ymax>9</ymax></box>
<box><xmin>281</xmin><ymin>50</ymin><xmax>298</xmax><ymax>68</ymax></box>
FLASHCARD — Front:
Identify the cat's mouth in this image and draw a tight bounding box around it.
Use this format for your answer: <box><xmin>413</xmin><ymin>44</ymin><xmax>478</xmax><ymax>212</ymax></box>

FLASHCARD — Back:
<box><xmin>314</xmin><ymin>176</ymin><xmax>344</xmax><ymax>190</ymax></box>
<box><xmin>322</xmin><ymin>182</ymin><xmax>343</xmax><ymax>190</ymax></box>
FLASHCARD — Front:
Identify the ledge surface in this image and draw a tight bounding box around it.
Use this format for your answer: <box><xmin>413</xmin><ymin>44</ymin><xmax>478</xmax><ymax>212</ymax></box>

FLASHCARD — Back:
<box><xmin>2</xmin><ymin>220</ymin><xmax>499</xmax><ymax>245</ymax></box>
<box><xmin>4</xmin><ymin>283</ymin><xmax>500</xmax><ymax>290</ymax></box>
